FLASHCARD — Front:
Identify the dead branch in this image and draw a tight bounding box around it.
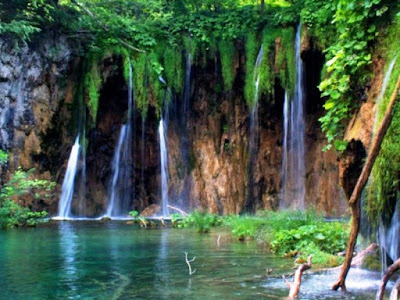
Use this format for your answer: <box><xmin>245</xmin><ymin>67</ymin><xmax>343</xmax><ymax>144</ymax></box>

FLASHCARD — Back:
<box><xmin>390</xmin><ymin>277</ymin><xmax>400</xmax><ymax>300</ymax></box>
<box><xmin>184</xmin><ymin>252</ymin><xmax>196</xmax><ymax>275</ymax></box>
<box><xmin>167</xmin><ymin>205</ymin><xmax>188</xmax><ymax>218</ymax></box>
<box><xmin>160</xmin><ymin>218</ymin><xmax>166</xmax><ymax>227</ymax></box>
<box><xmin>70</xmin><ymin>0</ymin><xmax>145</xmax><ymax>53</ymax></box>
<box><xmin>377</xmin><ymin>258</ymin><xmax>400</xmax><ymax>300</ymax></box>
<box><xmin>283</xmin><ymin>256</ymin><xmax>312</xmax><ymax>298</ymax></box>
<box><xmin>138</xmin><ymin>217</ymin><xmax>147</xmax><ymax>228</ymax></box>
<box><xmin>333</xmin><ymin>75</ymin><xmax>400</xmax><ymax>291</ymax></box>
<box><xmin>217</xmin><ymin>234</ymin><xmax>221</xmax><ymax>247</ymax></box>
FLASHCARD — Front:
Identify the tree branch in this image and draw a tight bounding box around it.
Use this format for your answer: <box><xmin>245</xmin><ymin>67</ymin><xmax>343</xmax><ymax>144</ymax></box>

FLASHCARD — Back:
<box><xmin>377</xmin><ymin>258</ymin><xmax>400</xmax><ymax>300</ymax></box>
<box><xmin>283</xmin><ymin>256</ymin><xmax>312</xmax><ymax>298</ymax></box>
<box><xmin>70</xmin><ymin>0</ymin><xmax>145</xmax><ymax>53</ymax></box>
<box><xmin>184</xmin><ymin>252</ymin><xmax>196</xmax><ymax>275</ymax></box>
<box><xmin>332</xmin><ymin>75</ymin><xmax>400</xmax><ymax>291</ymax></box>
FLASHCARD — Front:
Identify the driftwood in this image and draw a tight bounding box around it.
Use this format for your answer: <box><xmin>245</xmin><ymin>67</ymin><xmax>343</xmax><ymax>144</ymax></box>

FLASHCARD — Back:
<box><xmin>283</xmin><ymin>256</ymin><xmax>312</xmax><ymax>298</ymax></box>
<box><xmin>167</xmin><ymin>205</ymin><xmax>188</xmax><ymax>218</ymax></box>
<box><xmin>377</xmin><ymin>258</ymin><xmax>400</xmax><ymax>300</ymax></box>
<box><xmin>184</xmin><ymin>252</ymin><xmax>196</xmax><ymax>275</ymax></box>
<box><xmin>332</xmin><ymin>75</ymin><xmax>400</xmax><ymax>291</ymax></box>
<box><xmin>70</xmin><ymin>0</ymin><xmax>145</xmax><ymax>53</ymax></box>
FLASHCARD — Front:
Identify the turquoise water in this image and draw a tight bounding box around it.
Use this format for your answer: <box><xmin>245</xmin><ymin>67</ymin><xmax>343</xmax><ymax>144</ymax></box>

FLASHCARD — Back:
<box><xmin>0</xmin><ymin>222</ymin><xmax>382</xmax><ymax>299</ymax></box>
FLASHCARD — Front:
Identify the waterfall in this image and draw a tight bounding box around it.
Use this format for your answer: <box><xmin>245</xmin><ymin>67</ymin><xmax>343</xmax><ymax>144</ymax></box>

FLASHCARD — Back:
<box><xmin>106</xmin><ymin>125</ymin><xmax>127</xmax><ymax>217</ymax></box>
<box><xmin>105</xmin><ymin>63</ymin><xmax>133</xmax><ymax>218</ymax></box>
<box><xmin>378</xmin><ymin>196</ymin><xmax>400</xmax><ymax>274</ymax></box>
<box><xmin>245</xmin><ymin>45</ymin><xmax>264</xmax><ymax>211</ymax></box>
<box><xmin>159</xmin><ymin>119</ymin><xmax>170</xmax><ymax>217</ymax></box>
<box><xmin>373</xmin><ymin>57</ymin><xmax>398</xmax><ymax>273</ymax></box>
<box><xmin>373</xmin><ymin>56</ymin><xmax>397</xmax><ymax>133</ymax></box>
<box><xmin>57</xmin><ymin>136</ymin><xmax>81</xmax><ymax>218</ymax></box>
<box><xmin>280</xmin><ymin>24</ymin><xmax>306</xmax><ymax>210</ymax></box>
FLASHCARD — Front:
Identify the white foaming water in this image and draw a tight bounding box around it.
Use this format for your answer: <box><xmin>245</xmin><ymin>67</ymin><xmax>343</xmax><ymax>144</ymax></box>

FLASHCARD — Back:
<box><xmin>159</xmin><ymin>119</ymin><xmax>170</xmax><ymax>217</ymax></box>
<box><xmin>58</xmin><ymin>136</ymin><xmax>81</xmax><ymax>218</ymax></box>
<box><xmin>106</xmin><ymin>125</ymin><xmax>127</xmax><ymax>217</ymax></box>
<box><xmin>280</xmin><ymin>24</ymin><xmax>306</xmax><ymax>210</ymax></box>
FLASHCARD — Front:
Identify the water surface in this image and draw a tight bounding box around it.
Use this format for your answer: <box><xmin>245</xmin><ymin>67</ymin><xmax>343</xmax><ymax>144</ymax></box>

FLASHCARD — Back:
<box><xmin>0</xmin><ymin>222</ymin><xmax>384</xmax><ymax>299</ymax></box>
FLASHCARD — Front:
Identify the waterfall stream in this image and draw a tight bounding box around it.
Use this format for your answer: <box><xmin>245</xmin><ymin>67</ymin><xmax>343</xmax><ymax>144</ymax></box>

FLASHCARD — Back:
<box><xmin>372</xmin><ymin>56</ymin><xmax>399</xmax><ymax>273</ymax></box>
<box><xmin>281</xmin><ymin>24</ymin><xmax>306</xmax><ymax>210</ymax></box>
<box><xmin>105</xmin><ymin>63</ymin><xmax>134</xmax><ymax>218</ymax></box>
<box><xmin>245</xmin><ymin>45</ymin><xmax>264</xmax><ymax>211</ymax></box>
<box><xmin>57</xmin><ymin>136</ymin><xmax>81</xmax><ymax>218</ymax></box>
<box><xmin>159</xmin><ymin>119</ymin><xmax>170</xmax><ymax>217</ymax></box>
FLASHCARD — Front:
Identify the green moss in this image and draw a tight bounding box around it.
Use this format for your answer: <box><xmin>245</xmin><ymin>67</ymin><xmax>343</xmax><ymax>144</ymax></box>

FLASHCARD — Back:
<box><xmin>244</xmin><ymin>32</ymin><xmax>261</xmax><ymax>106</ymax></box>
<box><xmin>258</xmin><ymin>28</ymin><xmax>279</xmax><ymax>98</ymax></box>
<box><xmin>276</xmin><ymin>27</ymin><xmax>295</xmax><ymax>95</ymax></box>
<box><xmin>367</xmin><ymin>15</ymin><xmax>400</xmax><ymax>225</ymax></box>
<box><xmin>361</xmin><ymin>250</ymin><xmax>381</xmax><ymax>271</ymax></box>
<box><xmin>218</xmin><ymin>40</ymin><xmax>235</xmax><ymax>91</ymax></box>
<box><xmin>163</xmin><ymin>46</ymin><xmax>184</xmax><ymax>93</ymax></box>
<box><xmin>132</xmin><ymin>54</ymin><xmax>149</xmax><ymax>118</ymax></box>
<box><xmin>83</xmin><ymin>53</ymin><xmax>102</xmax><ymax>128</ymax></box>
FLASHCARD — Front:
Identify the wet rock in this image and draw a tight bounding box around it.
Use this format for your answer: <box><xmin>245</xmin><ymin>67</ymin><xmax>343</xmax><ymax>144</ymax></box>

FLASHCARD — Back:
<box><xmin>140</xmin><ymin>204</ymin><xmax>161</xmax><ymax>217</ymax></box>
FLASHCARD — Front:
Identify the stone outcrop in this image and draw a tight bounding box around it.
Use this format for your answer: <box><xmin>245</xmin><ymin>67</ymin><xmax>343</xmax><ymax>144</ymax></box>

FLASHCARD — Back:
<box><xmin>0</xmin><ymin>36</ymin><xmax>74</xmax><ymax>210</ymax></box>
<box><xmin>0</xmin><ymin>35</ymin><xmax>349</xmax><ymax>217</ymax></box>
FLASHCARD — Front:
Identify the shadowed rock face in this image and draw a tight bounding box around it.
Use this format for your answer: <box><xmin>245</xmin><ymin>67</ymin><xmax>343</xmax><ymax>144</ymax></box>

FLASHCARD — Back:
<box><xmin>1</xmin><ymin>36</ymin><xmax>348</xmax><ymax>217</ymax></box>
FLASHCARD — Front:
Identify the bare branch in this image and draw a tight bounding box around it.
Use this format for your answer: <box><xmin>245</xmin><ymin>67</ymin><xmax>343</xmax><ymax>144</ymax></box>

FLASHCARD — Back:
<box><xmin>377</xmin><ymin>258</ymin><xmax>400</xmax><ymax>300</ymax></box>
<box><xmin>167</xmin><ymin>205</ymin><xmax>188</xmax><ymax>217</ymax></box>
<box><xmin>184</xmin><ymin>252</ymin><xmax>196</xmax><ymax>275</ymax></box>
<box><xmin>284</xmin><ymin>255</ymin><xmax>312</xmax><ymax>298</ymax></box>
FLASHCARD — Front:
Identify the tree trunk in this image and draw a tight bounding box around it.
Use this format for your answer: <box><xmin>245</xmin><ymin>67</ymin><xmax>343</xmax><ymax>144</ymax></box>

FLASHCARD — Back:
<box><xmin>377</xmin><ymin>258</ymin><xmax>400</xmax><ymax>300</ymax></box>
<box><xmin>332</xmin><ymin>75</ymin><xmax>400</xmax><ymax>291</ymax></box>
<box><xmin>390</xmin><ymin>277</ymin><xmax>400</xmax><ymax>300</ymax></box>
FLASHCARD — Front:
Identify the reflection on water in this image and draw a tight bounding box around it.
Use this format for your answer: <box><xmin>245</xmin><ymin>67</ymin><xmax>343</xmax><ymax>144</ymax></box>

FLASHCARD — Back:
<box><xmin>59</xmin><ymin>222</ymin><xmax>79</xmax><ymax>296</ymax></box>
<box><xmin>0</xmin><ymin>222</ymin><xmax>387</xmax><ymax>299</ymax></box>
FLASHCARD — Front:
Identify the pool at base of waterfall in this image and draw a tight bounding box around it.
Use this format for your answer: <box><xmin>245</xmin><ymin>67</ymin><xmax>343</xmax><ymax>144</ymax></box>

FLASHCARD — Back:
<box><xmin>0</xmin><ymin>222</ymin><xmax>388</xmax><ymax>299</ymax></box>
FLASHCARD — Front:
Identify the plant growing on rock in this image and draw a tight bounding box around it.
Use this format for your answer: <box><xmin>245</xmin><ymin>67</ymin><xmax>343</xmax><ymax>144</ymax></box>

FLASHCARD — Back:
<box><xmin>0</xmin><ymin>167</ymin><xmax>54</xmax><ymax>229</ymax></box>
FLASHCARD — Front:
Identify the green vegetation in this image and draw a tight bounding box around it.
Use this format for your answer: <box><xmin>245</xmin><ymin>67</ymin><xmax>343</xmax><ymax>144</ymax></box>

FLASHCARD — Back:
<box><xmin>318</xmin><ymin>0</ymin><xmax>394</xmax><ymax>151</ymax></box>
<box><xmin>170</xmin><ymin>209</ymin><xmax>348</xmax><ymax>267</ymax></box>
<box><xmin>366</xmin><ymin>14</ymin><xmax>400</xmax><ymax>225</ymax></box>
<box><xmin>218</xmin><ymin>40</ymin><xmax>236</xmax><ymax>91</ymax></box>
<box><xmin>0</xmin><ymin>150</ymin><xmax>8</xmax><ymax>164</ymax></box>
<box><xmin>0</xmin><ymin>165</ymin><xmax>54</xmax><ymax>229</ymax></box>
<box><xmin>172</xmin><ymin>211</ymin><xmax>222</xmax><ymax>233</ymax></box>
<box><xmin>83</xmin><ymin>53</ymin><xmax>102</xmax><ymax>128</ymax></box>
<box><xmin>275</xmin><ymin>27</ymin><xmax>295</xmax><ymax>95</ymax></box>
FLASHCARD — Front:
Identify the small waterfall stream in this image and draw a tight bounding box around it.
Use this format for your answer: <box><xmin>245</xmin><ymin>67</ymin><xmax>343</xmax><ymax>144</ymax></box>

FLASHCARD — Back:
<box><xmin>372</xmin><ymin>56</ymin><xmax>399</xmax><ymax>273</ymax></box>
<box><xmin>281</xmin><ymin>24</ymin><xmax>306</xmax><ymax>210</ymax></box>
<box><xmin>373</xmin><ymin>56</ymin><xmax>397</xmax><ymax>133</ymax></box>
<box><xmin>246</xmin><ymin>45</ymin><xmax>264</xmax><ymax>211</ymax></box>
<box><xmin>105</xmin><ymin>63</ymin><xmax>134</xmax><ymax>218</ymax></box>
<box><xmin>158</xmin><ymin>119</ymin><xmax>169</xmax><ymax>217</ymax></box>
<box><xmin>57</xmin><ymin>136</ymin><xmax>81</xmax><ymax>218</ymax></box>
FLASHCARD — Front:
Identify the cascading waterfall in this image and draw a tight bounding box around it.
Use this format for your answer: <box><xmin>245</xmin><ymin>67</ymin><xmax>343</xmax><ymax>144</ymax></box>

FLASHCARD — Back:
<box><xmin>245</xmin><ymin>45</ymin><xmax>264</xmax><ymax>211</ymax></box>
<box><xmin>378</xmin><ymin>196</ymin><xmax>400</xmax><ymax>274</ymax></box>
<box><xmin>105</xmin><ymin>63</ymin><xmax>134</xmax><ymax>218</ymax></box>
<box><xmin>371</xmin><ymin>56</ymin><xmax>398</xmax><ymax>273</ymax></box>
<box><xmin>158</xmin><ymin>119</ymin><xmax>170</xmax><ymax>217</ymax></box>
<box><xmin>280</xmin><ymin>24</ymin><xmax>306</xmax><ymax>210</ymax></box>
<box><xmin>57</xmin><ymin>136</ymin><xmax>81</xmax><ymax>218</ymax></box>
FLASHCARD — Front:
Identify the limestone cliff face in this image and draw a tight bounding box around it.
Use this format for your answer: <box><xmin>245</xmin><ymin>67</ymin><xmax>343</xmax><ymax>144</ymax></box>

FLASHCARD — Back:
<box><xmin>0</xmin><ymin>36</ymin><xmax>74</xmax><ymax>210</ymax></box>
<box><xmin>0</xmin><ymin>36</ymin><xmax>348</xmax><ymax>217</ymax></box>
